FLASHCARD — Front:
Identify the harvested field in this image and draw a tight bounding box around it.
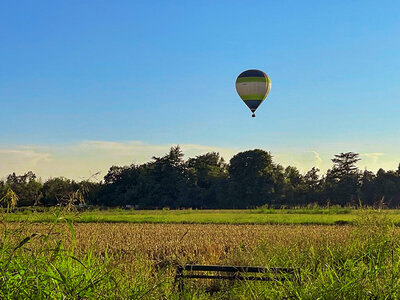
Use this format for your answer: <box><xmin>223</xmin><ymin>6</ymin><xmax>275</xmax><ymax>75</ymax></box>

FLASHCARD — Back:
<box><xmin>2</xmin><ymin>212</ymin><xmax>400</xmax><ymax>298</ymax></box>
<box><xmin>72</xmin><ymin>223</ymin><xmax>355</xmax><ymax>263</ymax></box>
<box><xmin>4</xmin><ymin>222</ymin><xmax>363</xmax><ymax>266</ymax></box>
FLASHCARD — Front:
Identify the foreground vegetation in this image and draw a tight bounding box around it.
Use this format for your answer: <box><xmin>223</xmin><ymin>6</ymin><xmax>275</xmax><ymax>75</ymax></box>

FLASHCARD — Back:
<box><xmin>2</xmin><ymin>209</ymin><xmax>400</xmax><ymax>299</ymax></box>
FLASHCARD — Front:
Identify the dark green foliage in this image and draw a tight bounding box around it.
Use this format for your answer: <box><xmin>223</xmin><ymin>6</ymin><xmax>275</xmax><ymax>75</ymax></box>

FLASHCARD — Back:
<box><xmin>303</xmin><ymin>167</ymin><xmax>322</xmax><ymax>204</ymax></box>
<box><xmin>98</xmin><ymin>146</ymin><xmax>190</xmax><ymax>208</ymax></box>
<box><xmin>186</xmin><ymin>152</ymin><xmax>228</xmax><ymax>208</ymax></box>
<box><xmin>41</xmin><ymin>177</ymin><xmax>79</xmax><ymax>206</ymax></box>
<box><xmin>372</xmin><ymin>169</ymin><xmax>400</xmax><ymax>207</ymax></box>
<box><xmin>283</xmin><ymin>165</ymin><xmax>305</xmax><ymax>206</ymax></box>
<box><xmin>145</xmin><ymin>146</ymin><xmax>188</xmax><ymax>208</ymax></box>
<box><xmin>2</xmin><ymin>148</ymin><xmax>400</xmax><ymax>208</ymax></box>
<box><xmin>324</xmin><ymin>152</ymin><xmax>362</xmax><ymax>206</ymax></box>
<box><xmin>5</xmin><ymin>171</ymin><xmax>42</xmax><ymax>206</ymax></box>
<box><xmin>228</xmin><ymin>149</ymin><xmax>283</xmax><ymax>208</ymax></box>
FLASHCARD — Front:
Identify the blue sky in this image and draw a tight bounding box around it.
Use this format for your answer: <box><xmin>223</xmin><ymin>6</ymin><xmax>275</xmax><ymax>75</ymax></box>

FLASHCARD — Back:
<box><xmin>1</xmin><ymin>1</ymin><xmax>400</xmax><ymax>179</ymax></box>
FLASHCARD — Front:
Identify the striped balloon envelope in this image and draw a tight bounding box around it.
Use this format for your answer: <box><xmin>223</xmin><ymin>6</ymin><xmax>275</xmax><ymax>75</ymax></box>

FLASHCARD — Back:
<box><xmin>235</xmin><ymin>69</ymin><xmax>271</xmax><ymax>117</ymax></box>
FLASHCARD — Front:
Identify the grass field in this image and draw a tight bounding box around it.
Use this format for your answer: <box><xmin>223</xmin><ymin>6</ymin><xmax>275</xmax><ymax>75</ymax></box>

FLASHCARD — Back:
<box><xmin>7</xmin><ymin>207</ymin><xmax>400</xmax><ymax>225</ymax></box>
<box><xmin>2</xmin><ymin>209</ymin><xmax>400</xmax><ymax>298</ymax></box>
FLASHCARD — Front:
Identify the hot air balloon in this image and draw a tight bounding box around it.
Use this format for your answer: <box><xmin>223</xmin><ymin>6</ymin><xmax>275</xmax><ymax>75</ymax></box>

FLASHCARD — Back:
<box><xmin>235</xmin><ymin>69</ymin><xmax>271</xmax><ymax>117</ymax></box>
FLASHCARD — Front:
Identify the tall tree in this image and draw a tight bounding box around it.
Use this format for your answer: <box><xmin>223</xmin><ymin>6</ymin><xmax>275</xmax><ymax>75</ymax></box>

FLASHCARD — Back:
<box><xmin>6</xmin><ymin>171</ymin><xmax>42</xmax><ymax>206</ymax></box>
<box><xmin>325</xmin><ymin>152</ymin><xmax>361</xmax><ymax>205</ymax></box>
<box><xmin>283</xmin><ymin>166</ymin><xmax>304</xmax><ymax>206</ymax></box>
<box><xmin>303</xmin><ymin>167</ymin><xmax>322</xmax><ymax>205</ymax></box>
<box><xmin>145</xmin><ymin>146</ymin><xmax>188</xmax><ymax>208</ymax></box>
<box><xmin>186</xmin><ymin>152</ymin><xmax>228</xmax><ymax>208</ymax></box>
<box><xmin>99</xmin><ymin>164</ymin><xmax>142</xmax><ymax>206</ymax></box>
<box><xmin>331</xmin><ymin>152</ymin><xmax>361</xmax><ymax>177</ymax></box>
<box><xmin>228</xmin><ymin>149</ymin><xmax>283</xmax><ymax>208</ymax></box>
<box><xmin>42</xmin><ymin>177</ymin><xmax>79</xmax><ymax>206</ymax></box>
<box><xmin>372</xmin><ymin>169</ymin><xmax>400</xmax><ymax>207</ymax></box>
<box><xmin>359</xmin><ymin>169</ymin><xmax>376</xmax><ymax>206</ymax></box>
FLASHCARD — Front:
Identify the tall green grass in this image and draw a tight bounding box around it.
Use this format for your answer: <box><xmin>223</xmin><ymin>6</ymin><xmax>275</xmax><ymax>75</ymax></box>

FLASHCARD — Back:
<box><xmin>191</xmin><ymin>210</ymin><xmax>400</xmax><ymax>299</ymax></box>
<box><xmin>0</xmin><ymin>208</ymin><xmax>179</xmax><ymax>299</ymax></box>
<box><xmin>2</xmin><ymin>207</ymin><xmax>400</xmax><ymax>299</ymax></box>
<box><xmin>0</xmin><ymin>210</ymin><xmax>117</xmax><ymax>298</ymax></box>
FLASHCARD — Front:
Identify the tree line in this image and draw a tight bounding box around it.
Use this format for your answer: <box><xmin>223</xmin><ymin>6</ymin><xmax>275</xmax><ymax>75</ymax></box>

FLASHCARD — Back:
<box><xmin>1</xmin><ymin>146</ymin><xmax>400</xmax><ymax>209</ymax></box>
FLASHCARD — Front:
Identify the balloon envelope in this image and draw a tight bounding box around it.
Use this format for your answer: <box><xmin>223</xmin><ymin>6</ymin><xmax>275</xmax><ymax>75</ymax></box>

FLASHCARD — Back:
<box><xmin>235</xmin><ymin>69</ymin><xmax>271</xmax><ymax>116</ymax></box>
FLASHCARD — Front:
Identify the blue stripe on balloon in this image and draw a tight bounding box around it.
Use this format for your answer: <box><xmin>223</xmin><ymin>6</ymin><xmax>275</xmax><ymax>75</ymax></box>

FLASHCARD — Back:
<box><xmin>244</xmin><ymin>100</ymin><xmax>262</xmax><ymax>110</ymax></box>
<box><xmin>238</xmin><ymin>69</ymin><xmax>265</xmax><ymax>78</ymax></box>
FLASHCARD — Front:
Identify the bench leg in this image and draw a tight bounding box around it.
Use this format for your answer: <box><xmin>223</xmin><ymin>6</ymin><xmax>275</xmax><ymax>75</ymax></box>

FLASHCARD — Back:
<box><xmin>174</xmin><ymin>266</ymin><xmax>184</xmax><ymax>292</ymax></box>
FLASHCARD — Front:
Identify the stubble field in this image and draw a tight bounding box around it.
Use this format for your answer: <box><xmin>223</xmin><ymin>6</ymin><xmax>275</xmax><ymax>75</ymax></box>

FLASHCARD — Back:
<box><xmin>2</xmin><ymin>210</ymin><xmax>400</xmax><ymax>299</ymax></box>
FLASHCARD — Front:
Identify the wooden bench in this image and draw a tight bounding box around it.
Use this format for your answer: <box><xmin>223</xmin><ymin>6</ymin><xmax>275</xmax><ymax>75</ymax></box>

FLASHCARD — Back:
<box><xmin>175</xmin><ymin>264</ymin><xmax>300</xmax><ymax>291</ymax></box>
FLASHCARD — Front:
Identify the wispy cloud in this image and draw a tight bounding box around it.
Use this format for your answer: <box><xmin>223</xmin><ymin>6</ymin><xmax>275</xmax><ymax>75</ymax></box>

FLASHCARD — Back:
<box><xmin>309</xmin><ymin>151</ymin><xmax>323</xmax><ymax>168</ymax></box>
<box><xmin>359</xmin><ymin>152</ymin><xmax>386</xmax><ymax>171</ymax></box>
<box><xmin>0</xmin><ymin>141</ymin><xmax>239</xmax><ymax>180</ymax></box>
<box><xmin>0</xmin><ymin>148</ymin><xmax>52</xmax><ymax>178</ymax></box>
<box><xmin>361</xmin><ymin>152</ymin><xmax>385</xmax><ymax>162</ymax></box>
